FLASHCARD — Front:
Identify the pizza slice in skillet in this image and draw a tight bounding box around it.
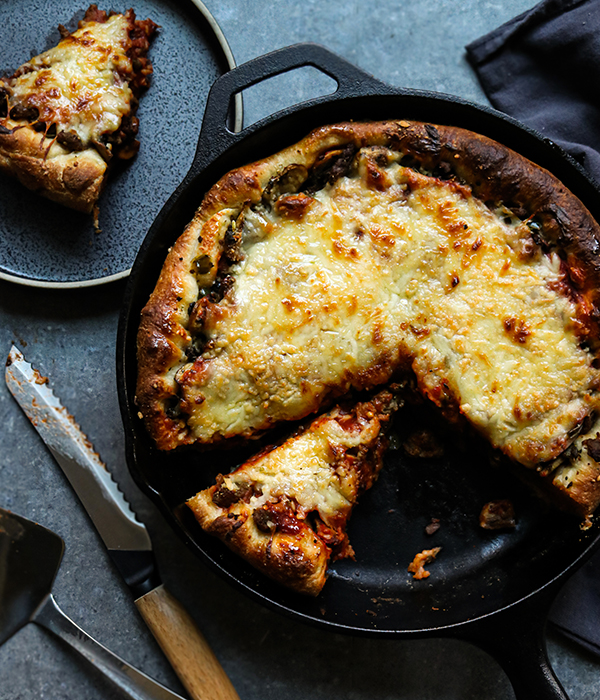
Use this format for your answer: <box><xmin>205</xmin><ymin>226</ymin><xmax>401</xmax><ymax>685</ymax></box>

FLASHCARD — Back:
<box><xmin>187</xmin><ymin>391</ymin><xmax>398</xmax><ymax>595</ymax></box>
<box><xmin>0</xmin><ymin>5</ymin><xmax>157</xmax><ymax>214</ymax></box>
<box><xmin>137</xmin><ymin>119</ymin><xmax>600</xmax><ymax>520</ymax></box>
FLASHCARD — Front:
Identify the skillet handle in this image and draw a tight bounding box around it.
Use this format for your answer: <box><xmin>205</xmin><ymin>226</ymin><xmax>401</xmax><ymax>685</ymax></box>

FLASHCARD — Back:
<box><xmin>454</xmin><ymin>591</ymin><xmax>569</xmax><ymax>700</ymax></box>
<box><xmin>194</xmin><ymin>43</ymin><xmax>389</xmax><ymax>165</ymax></box>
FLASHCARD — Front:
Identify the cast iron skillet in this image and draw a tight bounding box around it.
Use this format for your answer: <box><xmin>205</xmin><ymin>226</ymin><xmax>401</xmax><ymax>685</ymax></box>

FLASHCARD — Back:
<box><xmin>117</xmin><ymin>44</ymin><xmax>600</xmax><ymax>700</ymax></box>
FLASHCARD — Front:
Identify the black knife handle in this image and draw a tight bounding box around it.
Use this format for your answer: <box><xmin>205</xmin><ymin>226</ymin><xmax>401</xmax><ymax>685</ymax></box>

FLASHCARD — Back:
<box><xmin>109</xmin><ymin>549</ymin><xmax>161</xmax><ymax>598</ymax></box>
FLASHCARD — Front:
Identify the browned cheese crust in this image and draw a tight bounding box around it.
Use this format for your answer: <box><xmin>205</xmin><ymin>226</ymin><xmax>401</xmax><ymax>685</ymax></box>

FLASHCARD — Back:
<box><xmin>0</xmin><ymin>6</ymin><xmax>156</xmax><ymax>213</ymax></box>
<box><xmin>187</xmin><ymin>391</ymin><xmax>397</xmax><ymax>595</ymax></box>
<box><xmin>137</xmin><ymin>119</ymin><xmax>600</xmax><ymax>518</ymax></box>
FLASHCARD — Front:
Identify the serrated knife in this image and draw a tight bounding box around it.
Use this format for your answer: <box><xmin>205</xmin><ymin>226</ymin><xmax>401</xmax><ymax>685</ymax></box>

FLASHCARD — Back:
<box><xmin>5</xmin><ymin>345</ymin><xmax>240</xmax><ymax>700</ymax></box>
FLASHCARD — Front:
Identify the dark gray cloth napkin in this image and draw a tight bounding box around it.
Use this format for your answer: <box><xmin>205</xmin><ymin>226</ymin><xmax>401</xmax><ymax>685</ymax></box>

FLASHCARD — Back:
<box><xmin>466</xmin><ymin>0</ymin><xmax>600</xmax><ymax>658</ymax></box>
<box><xmin>466</xmin><ymin>0</ymin><xmax>600</xmax><ymax>186</ymax></box>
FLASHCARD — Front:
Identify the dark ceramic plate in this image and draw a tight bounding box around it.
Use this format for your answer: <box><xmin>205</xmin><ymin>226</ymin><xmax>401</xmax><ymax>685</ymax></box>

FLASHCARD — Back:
<box><xmin>0</xmin><ymin>0</ymin><xmax>241</xmax><ymax>288</ymax></box>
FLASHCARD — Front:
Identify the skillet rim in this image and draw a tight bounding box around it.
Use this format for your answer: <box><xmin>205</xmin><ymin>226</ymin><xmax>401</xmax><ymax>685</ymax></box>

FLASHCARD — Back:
<box><xmin>116</xmin><ymin>43</ymin><xmax>600</xmax><ymax>638</ymax></box>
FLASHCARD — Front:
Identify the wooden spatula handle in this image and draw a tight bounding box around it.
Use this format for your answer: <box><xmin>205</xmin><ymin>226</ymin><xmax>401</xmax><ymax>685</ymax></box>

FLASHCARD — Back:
<box><xmin>135</xmin><ymin>584</ymin><xmax>240</xmax><ymax>700</ymax></box>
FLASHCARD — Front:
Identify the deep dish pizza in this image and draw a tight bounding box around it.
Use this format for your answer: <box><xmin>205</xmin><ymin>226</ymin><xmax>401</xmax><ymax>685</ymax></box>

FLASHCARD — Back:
<box><xmin>137</xmin><ymin>119</ymin><xmax>600</xmax><ymax>591</ymax></box>
<box><xmin>187</xmin><ymin>391</ymin><xmax>398</xmax><ymax>595</ymax></box>
<box><xmin>0</xmin><ymin>5</ymin><xmax>156</xmax><ymax>214</ymax></box>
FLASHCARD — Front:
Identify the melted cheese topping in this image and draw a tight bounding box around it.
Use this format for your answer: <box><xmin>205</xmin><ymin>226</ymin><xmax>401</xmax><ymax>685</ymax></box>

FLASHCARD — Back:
<box><xmin>10</xmin><ymin>14</ymin><xmax>133</xmax><ymax>145</ymax></box>
<box><xmin>179</xmin><ymin>147</ymin><xmax>600</xmax><ymax>467</ymax></box>
<box><xmin>224</xmin><ymin>411</ymin><xmax>380</xmax><ymax>521</ymax></box>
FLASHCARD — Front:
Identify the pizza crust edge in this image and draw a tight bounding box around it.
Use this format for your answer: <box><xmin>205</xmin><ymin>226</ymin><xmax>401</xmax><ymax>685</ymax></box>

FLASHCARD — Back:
<box><xmin>0</xmin><ymin>124</ymin><xmax>106</xmax><ymax>212</ymax></box>
<box><xmin>136</xmin><ymin>119</ymin><xmax>600</xmax><ymax>454</ymax></box>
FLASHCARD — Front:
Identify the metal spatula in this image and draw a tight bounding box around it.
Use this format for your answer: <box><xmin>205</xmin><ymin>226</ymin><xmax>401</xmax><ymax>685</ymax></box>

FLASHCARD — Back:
<box><xmin>0</xmin><ymin>508</ymin><xmax>185</xmax><ymax>700</ymax></box>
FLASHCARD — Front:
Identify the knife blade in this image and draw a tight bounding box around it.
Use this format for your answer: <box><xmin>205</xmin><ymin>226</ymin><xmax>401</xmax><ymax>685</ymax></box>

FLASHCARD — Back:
<box><xmin>5</xmin><ymin>345</ymin><xmax>240</xmax><ymax>700</ymax></box>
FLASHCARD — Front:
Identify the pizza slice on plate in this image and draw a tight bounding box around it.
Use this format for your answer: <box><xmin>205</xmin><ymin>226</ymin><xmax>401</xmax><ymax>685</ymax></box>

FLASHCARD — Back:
<box><xmin>0</xmin><ymin>5</ymin><xmax>157</xmax><ymax>214</ymax></box>
<box><xmin>187</xmin><ymin>391</ymin><xmax>399</xmax><ymax>595</ymax></box>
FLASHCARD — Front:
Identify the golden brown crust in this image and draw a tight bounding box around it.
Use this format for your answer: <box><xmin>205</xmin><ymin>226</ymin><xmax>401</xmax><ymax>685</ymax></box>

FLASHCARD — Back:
<box><xmin>188</xmin><ymin>492</ymin><xmax>330</xmax><ymax>595</ymax></box>
<box><xmin>137</xmin><ymin>120</ymin><xmax>600</xmax><ymax>447</ymax></box>
<box><xmin>547</xmin><ymin>423</ymin><xmax>600</xmax><ymax>518</ymax></box>
<box><xmin>550</xmin><ymin>463</ymin><xmax>600</xmax><ymax>519</ymax></box>
<box><xmin>186</xmin><ymin>391</ymin><xmax>397</xmax><ymax>595</ymax></box>
<box><xmin>137</xmin><ymin>119</ymin><xmax>600</xmax><ymax>519</ymax></box>
<box><xmin>0</xmin><ymin>125</ymin><xmax>106</xmax><ymax>212</ymax></box>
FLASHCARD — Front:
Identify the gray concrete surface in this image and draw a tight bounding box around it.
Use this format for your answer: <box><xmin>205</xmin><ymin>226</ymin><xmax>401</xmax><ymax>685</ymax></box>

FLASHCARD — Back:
<box><xmin>1</xmin><ymin>0</ymin><xmax>600</xmax><ymax>698</ymax></box>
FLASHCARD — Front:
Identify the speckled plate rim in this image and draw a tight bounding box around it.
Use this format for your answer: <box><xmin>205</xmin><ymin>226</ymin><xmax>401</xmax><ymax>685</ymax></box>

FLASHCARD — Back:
<box><xmin>1</xmin><ymin>0</ymin><xmax>243</xmax><ymax>290</ymax></box>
